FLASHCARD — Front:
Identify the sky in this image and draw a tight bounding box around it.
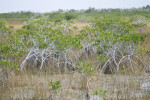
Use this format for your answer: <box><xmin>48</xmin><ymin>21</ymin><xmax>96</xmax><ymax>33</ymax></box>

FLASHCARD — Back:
<box><xmin>0</xmin><ymin>0</ymin><xmax>150</xmax><ymax>13</ymax></box>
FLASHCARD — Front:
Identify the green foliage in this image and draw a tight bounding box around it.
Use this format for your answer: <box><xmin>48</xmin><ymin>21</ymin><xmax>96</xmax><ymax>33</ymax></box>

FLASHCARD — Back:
<box><xmin>0</xmin><ymin>11</ymin><xmax>34</xmax><ymax>19</ymax></box>
<box><xmin>97</xmin><ymin>56</ymin><xmax>109</xmax><ymax>61</ymax></box>
<box><xmin>1</xmin><ymin>6</ymin><xmax>150</xmax><ymax>94</ymax></box>
<box><xmin>145</xmin><ymin>50</ymin><xmax>150</xmax><ymax>56</ymax></box>
<box><xmin>122</xmin><ymin>65</ymin><xmax>127</xmax><ymax>72</ymax></box>
<box><xmin>14</xmin><ymin>18</ymin><xmax>83</xmax><ymax>52</ymax></box>
<box><xmin>94</xmin><ymin>17</ymin><xmax>134</xmax><ymax>33</ymax></box>
<box><xmin>65</xmin><ymin>13</ymin><xmax>77</xmax><ymax>20</ymax></box>
<box><xmin>49</xmin><ymin>81</ymin><xmax>61</xmax><ymax>93</ymax></box>
<box><xmin>0</xmin><ymin>6</ymin><xmax>150</xmax><ymax>19</ymax></box>
<box><xmin>73</xmin><ymin>26</ymin><xmax>78</xmax><ymax>30</ymax></box>
<box><xmin>132</xmin><ymin>23</ymin><xmax>147</xmax><ymax>27</ymax></box>
<box><xmin>93</xmin><ymin>88</ymin><xmax>107</xmax><ymax>99</ymax></box>
<box><xmin>77</xmin><ymin>62</ymin><xmax>94</xmax><ymax>76</ymax></box>
<box><xmin>0</xmin><ymin>20</ymin><xmax>7</xmax><ymax>26</ymax></box>
<box><xmin>48</xmin><ymin>12</ymin><xmax>65</xmax><ymax>21</ymax></box>
<box><xmin>9</xmin><ymin>25</ymin><xmax>14</xmax><ymax>29</ymax></box>
<box><xmin>85</xmin><ymin>7</ymin><xmax>97</xmax><ymax>13</ymax></box>
<box><xmin>0</xmin><ymin>20</ymin><xmax>20</xmax><ymax>72</ymax></box>
<box><xmin>0</xmin><ymin>7</ymin><xmax>149</xmax><ymax>75</ymax></box>
<box><xmin>0</xmin><ymin>41</ymin><xmax>19</xmax><ymax>69</ymax></box>
<box><xmin>0</xmin><ymin>20</ymin><xmax>11</xmax><ymax>34</ymax></box>
<box><xmin>0</xmin><ymin>60</ymin><xmax>18</xmax><ymax>69</ymax></box>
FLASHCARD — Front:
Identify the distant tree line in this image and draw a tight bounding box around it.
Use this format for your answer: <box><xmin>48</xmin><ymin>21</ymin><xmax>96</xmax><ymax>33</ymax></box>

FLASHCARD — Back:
<box><xmin>0</xmin><ymin>5</ymin><xmax>150</xmax><ymax>19</ymax></box>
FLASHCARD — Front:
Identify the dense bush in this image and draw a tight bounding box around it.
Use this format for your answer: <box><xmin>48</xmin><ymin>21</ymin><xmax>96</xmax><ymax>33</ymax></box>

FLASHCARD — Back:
<box><xmin>65</xmin><ymin>13</ymin><xmax>77</xmax><ymax>20</ymax></box>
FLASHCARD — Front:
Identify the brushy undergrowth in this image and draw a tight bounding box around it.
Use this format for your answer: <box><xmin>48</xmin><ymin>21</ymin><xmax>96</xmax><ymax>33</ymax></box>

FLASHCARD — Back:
<box><xmin>0</xmin><ymin>8</ymin><xmax>150</xmax><ymax>99</ymax></box>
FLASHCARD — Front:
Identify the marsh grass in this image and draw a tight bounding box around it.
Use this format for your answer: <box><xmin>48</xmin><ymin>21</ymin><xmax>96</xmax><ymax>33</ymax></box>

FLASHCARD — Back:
<box><xmin>0</xmin><ymin>68</ymin><xmax>150</xmax><ymax>100</ymax></box>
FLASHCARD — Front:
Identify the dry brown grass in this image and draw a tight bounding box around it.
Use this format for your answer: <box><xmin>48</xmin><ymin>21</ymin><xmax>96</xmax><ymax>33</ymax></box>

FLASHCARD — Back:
<box><xmin>11</xmin><ymin>24</ymin><xmax>24</xmax><ymax>32</ymax></box>
<box><xmin>137</xmin><ymin>22</ymin><xmax>150</xmax><ymax>50</ymax></box>
<box><xmin>70</xmin><ymin>21</ymin><xmax>90</xmax><ymax>35</ymax></box>
<box><xmin>0</xmin><ymin>70</ymin><xmax>150</xmax><ymax>100</ymax></box>
<box><xmin>5</xmin><ymin>19</ymin><xmax>24</xmax><ymax>32</ymax></box>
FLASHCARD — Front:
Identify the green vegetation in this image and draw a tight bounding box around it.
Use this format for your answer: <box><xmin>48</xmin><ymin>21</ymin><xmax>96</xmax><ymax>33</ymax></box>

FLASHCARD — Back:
<box><xmin>0</xmin><ymin>5</ymin><xmax>150</xmax><ymax>100</ymax></box>
<box><xmin>93</xmin><ymin>88</ymin><xmax>107</xmax><ymax>99</ymax></box>
<box><xmin>49</xmin><ymin>81</ymin><xmax>61</xmax><ymax>100</ymax></box>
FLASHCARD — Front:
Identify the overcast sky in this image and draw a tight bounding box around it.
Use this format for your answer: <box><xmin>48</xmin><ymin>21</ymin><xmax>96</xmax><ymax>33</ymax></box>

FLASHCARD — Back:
<box><xmin>0</xmin><ymin>0</ymin><xmax>150</xmax><ymax>13</ymax></box>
